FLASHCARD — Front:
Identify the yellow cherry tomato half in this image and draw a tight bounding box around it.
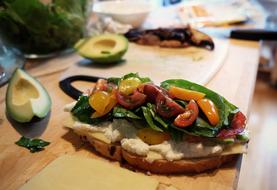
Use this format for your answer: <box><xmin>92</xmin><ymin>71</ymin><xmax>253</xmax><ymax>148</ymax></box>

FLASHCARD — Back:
<box><xmin>118</xmin><ymin>77</ymin><xmax>142</xmax><ymax>96</ymax></box>
<box><xmin>137</xmin><ymin>128</ymin><xmax>170</xmax><ymax>145</ymax></box>
<box><xmin>89</xmin><ymin>91</ymin><xmax>111</xmax><ymax>114</ymax></box>
<box><xmin>91</xmin><ymin>94</ymin><xmax>117</xmax><ymax>118</ymax></box>
<box><xmin>197</xmin><ymin>98</ymin><xmax>219</xmax><ymax>126</ymax></box>
<box><xmin>169</xmin><ymin>86</ymin><xmax>205</xmax><ymax>101</ymax></box>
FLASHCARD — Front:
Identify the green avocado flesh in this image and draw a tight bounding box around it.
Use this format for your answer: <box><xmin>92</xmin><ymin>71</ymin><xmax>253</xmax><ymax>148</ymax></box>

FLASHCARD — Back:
<box><xmin>75</xmin><ymin>34</ymin><xmax>128</xmax><ymax>63</ymax></box>
<box><xmin>6</xmin><ymin>69</ymin><xmax>51</xmax><ymax>123</ymax></box>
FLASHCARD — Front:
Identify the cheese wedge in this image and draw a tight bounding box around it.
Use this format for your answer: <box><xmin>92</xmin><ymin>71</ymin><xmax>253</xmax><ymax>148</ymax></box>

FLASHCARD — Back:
<box><xmin>19</xmin><ymin>155</ymin><xmax>159</xmax><ymax>190</ymax></box>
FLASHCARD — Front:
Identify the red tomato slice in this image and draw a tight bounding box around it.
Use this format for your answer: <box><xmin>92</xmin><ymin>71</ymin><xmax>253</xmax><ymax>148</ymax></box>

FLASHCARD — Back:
<box><xmin>143</xmin><ymin>83</ymin><xmax>163</xmax><ymax>103</ymax></box>
<box><xmin>217</xmin><ymin>111</ymin><xmax>246</xmax><ymax>138</ymax></box>
<box><xmin>116</xmin><ymin>89</ymin><xmax>146</xmax><ymax>109</ymax></box>
<box><xmin>174</xmin><ymin>100</ymin><xmax>199</xmax><ymax>127</ymax></box>
<box><xmin>143</xmin><ymin>83</ymin><xmax>185</xmax><ymax>118</ymax></box>
<box><xmin>156</xmin><ymin>93</ymin><xmax>185</xmax><ymax>118</ymax></box>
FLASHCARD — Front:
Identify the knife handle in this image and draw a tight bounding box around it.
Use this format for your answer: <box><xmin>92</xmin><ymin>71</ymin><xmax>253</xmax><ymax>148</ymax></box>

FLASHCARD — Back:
<box><xmin>59</xmin><ymin>75</ymin><xmax>104</xmax><ymax>100</ymax></box>
<box><xmin>231</xmin><ymin>29</ymin><xmax>277</xmax><ymax>41</ymax></box>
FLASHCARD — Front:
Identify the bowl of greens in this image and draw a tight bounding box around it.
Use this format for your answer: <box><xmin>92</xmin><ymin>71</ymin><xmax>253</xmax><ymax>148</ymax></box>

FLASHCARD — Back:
<box><xmin>0</xmin><ymin>0</ymin><xmax>90</xmax><ymax>58</ymax></box>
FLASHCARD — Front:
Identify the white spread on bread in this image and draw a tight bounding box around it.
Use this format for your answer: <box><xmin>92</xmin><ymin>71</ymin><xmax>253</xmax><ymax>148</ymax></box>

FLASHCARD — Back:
<box><xmin>121</xmin><ymin>138</ymin><xmax>149</xmax><ymax>156</ymax></box>
<box><xmin>149</xmin><ymin>141</ymin><xmax>223</xmax><ymax>161</ymax></box>
<box><xmin>108</xmin><ymin>119</ymin><xmax>138</xmax><ymax>142</ymax></box>
<box><xmin>65</xmin><ymin>102</ymin><xmax>245</xmax><ymax>162</ymax></box>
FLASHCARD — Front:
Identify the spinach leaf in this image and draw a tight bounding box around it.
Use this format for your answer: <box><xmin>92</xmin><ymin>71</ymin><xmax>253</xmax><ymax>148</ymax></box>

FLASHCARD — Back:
<box><xmin>141</xmin><ymin>106</ymin><xmax>163</xmax><ymax>132</ymax></box>
<box><xmin>187</xmin><ymin>127</ymin><xmax>217</xmax><ymax>137</ymax></box>
<box><xmin>195</xmin><ymin>117</ymin><xmax>216</xmax><ymax>130</ymax></box>
<box><xmin>113</xmin><ymin>106</ymin><xmax>141</xmax><ymax>119</ymax></box>
<box><xmin>169</xmin><ymin>118</ymin><xmax>218</xmax><ymax>138</ymax></box>
<box><xmin>170</xmin><ymin>124</ymin><xmax>217</xmax><ymax>138</ymax></box>
<box><xmin>15</xmin><ymin>136</ymin><xmax>50</xmax><ymax>153</ymax></box>
<box><xmin>147</xmin><ymin>103</ymin><xmax>168</xmax><ymax>129</ymax></box>
<box><xmin>71</xmin><ymin>95</ymin><xmax>94</xmax><ymax>123</ymax></box>
<box><xmin>90</xmin><ymin>113</ymin><xmax>113</xmax><ymax>125</ymax></box>
<box><xmin>161</xmin><ymin>79</ymin><xmax>237</xmax><ymax>128</ymax></box>
<box><xmin>107</xmin><ymin>77</ymin><xmax>121</xmax><ymax>85</ymax></box>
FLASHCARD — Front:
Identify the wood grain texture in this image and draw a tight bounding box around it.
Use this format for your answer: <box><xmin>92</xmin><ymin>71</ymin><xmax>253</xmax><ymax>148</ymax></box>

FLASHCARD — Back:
<box><xmin>237</xmin><ymin>76</ymin><xmax>277</xmax><ymax>190</ymax></box>
<box><xmin>61</xmin><ymin>39</ymin><xmax>228</xmax><ymax>86</ymax></box>
<box><xmin>0</xmin><ymin>39</ymin><xmax>259</xmax><ymax>190</ymax></box>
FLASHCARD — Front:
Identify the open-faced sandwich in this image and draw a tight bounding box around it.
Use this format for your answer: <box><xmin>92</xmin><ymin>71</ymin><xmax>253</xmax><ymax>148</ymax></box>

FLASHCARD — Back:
<box><xmin>64</xmin><ymin>73</ymin><xmax>249</xmax><ymax>174</ymax></box>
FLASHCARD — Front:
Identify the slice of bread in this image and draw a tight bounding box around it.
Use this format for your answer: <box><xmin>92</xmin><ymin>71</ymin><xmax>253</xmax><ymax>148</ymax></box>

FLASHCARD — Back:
<box><xmin>76</xmin><ymin>131</ymin><xmax>235</xmax><ymax>174</ymax></box>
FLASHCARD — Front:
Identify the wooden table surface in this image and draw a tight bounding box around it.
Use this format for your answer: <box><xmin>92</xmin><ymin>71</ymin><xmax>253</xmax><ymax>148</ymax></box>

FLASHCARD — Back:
<box><xmin>0</xmin><ymin>38</ymin><xmax>259</xmax><ymax>190</ymax></box>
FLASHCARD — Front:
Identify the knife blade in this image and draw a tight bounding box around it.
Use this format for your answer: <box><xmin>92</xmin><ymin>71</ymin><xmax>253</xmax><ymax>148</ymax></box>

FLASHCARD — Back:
<box><xmin>199</xmin><ymin>28</ymin><xmax>277</xmax><ymax>41</ymax></box>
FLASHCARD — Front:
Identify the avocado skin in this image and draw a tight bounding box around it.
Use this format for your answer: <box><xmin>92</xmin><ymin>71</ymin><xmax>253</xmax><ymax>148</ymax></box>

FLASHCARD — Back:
<box><xmin>80</xmin><ymin>48</ymin><xmax>128</xmax><ymax>63</ymax></box>
<box><xmin>75</xmin><ymin>34</ymin><xmax>129</xmax><ymax>64</ymax></box>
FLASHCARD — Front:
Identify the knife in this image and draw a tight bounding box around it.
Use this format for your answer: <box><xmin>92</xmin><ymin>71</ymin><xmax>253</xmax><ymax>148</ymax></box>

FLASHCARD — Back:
<box><xmin>59</xmin><ymin>75</ymin><xmax>103</xmax><ymax>100</ymax></box>
<box><xmin>200</xmin><ymin>28</ymin><xmax>277</xmax><ymax>41</ymax></box>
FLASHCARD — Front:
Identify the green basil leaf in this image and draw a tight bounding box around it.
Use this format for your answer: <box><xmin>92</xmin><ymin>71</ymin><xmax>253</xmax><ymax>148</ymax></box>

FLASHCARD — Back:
<box><xmin>113</xmin><ymin>106</ymin><xmax>141</xmax><ymax>119</ymax></box>
<box><xmin>188</xmin><ymin>127</ymin><xmax>217</xmax><ymax>137</ymax></box>
<box><xmin>90</xmin><ymin>113</ymin><xmax>113</xmax><ymax>125</ymax></box>
<box><xmin>195</xmin><ymin>117</ymin><xmax>217</xmax><ymax>130</ymax></box>
<box><xmin>107</xmin><ymin>77</ymin><xmax>121</xmax><ymax>85</ymax></box>
<box><xmin>141</xmin><ymin>106</ymin><xmax>163</xmax><ymax>132</ymax></box>
<box><xmin>15</xmin><ymin>136</ymin><xmax>50</xmax><ymax>153</ymax></box>
<box><xmin>147</xmin><ymin>103</ymin><xmax>168</xmax><ymax>129</ymax></box>
<box><xmin>71</xmin><ymin>95</ymin><xmax>94</xmax><ymax>123</ymax></box>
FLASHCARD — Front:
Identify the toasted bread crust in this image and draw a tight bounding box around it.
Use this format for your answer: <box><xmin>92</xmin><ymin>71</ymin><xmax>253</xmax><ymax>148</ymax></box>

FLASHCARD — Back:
<box><xmin>79</xmin><ymin>134</ymin><xmax>122</xmax><ymax>161</ymax></box>
<box><xmin>93</xmin><ymin>138</ymin><xmax>122</xmax><ymax>161</ymax></box>
<box><xmin>76</xmin><ymin>132</ymin><xmax>235</xmax><ymax>174</ymax></box>
<box><xmin>122</xmin><ymin>149</ymin><xmax>235</xmax><ymax>174</ymax></box>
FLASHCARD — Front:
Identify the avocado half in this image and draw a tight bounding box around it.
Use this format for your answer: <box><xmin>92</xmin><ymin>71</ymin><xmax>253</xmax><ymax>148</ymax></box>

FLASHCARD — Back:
<box><xmin>75</xmin><ymin>34</ymin><xmax>128</xmax><ymax>63</ymax></box>
<box><xmin>6</xmin><ymin>69</ymin><xmax>51</xmax><ymax>123</ymax></box>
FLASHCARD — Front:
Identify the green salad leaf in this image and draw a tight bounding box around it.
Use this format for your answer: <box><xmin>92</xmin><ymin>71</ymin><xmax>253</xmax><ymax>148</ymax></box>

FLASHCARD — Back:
<box><xmin>15</xmin><ymin>136</ymin><xmax>50</xmax><ymax>153</ymax></box>
<box><xmin>195</xmin><ymin>117</ymin><xmax>216</xmax><ymax>130</ymax></box>
<box><xmin>71</xmin><ymin>95</ymin><xmax>93</xmax><ymax>123</ymax></box>
<box><xmin>113</xmin><ymin>106</ymin><xmax>141</xmax><ymax>119</ymax></box>
<box><xmin>0</xmin><ymin>0</ymin><xmax>86</xmax><ymax>54</ymax></box>
<box><xmin>146</xmin><ymin>103</ymin><xmax>168</xmax><ymax>129</ymax></box>
<box><xmin>141</xmin><ymin>106</ymin><xmax>163</xmax><ymax>132</ymax></box>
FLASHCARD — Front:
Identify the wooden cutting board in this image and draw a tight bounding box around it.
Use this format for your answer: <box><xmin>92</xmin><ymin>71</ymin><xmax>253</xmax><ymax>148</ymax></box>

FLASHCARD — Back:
<box><xmin>62</xmin><ymin>38</ymin><xmax>228</xmax><ymax>85</ymax></box>
<box><xmin>0</xmin><ymin>39</ymin><xmax>259</xmax><ymax>190</ymax></box>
